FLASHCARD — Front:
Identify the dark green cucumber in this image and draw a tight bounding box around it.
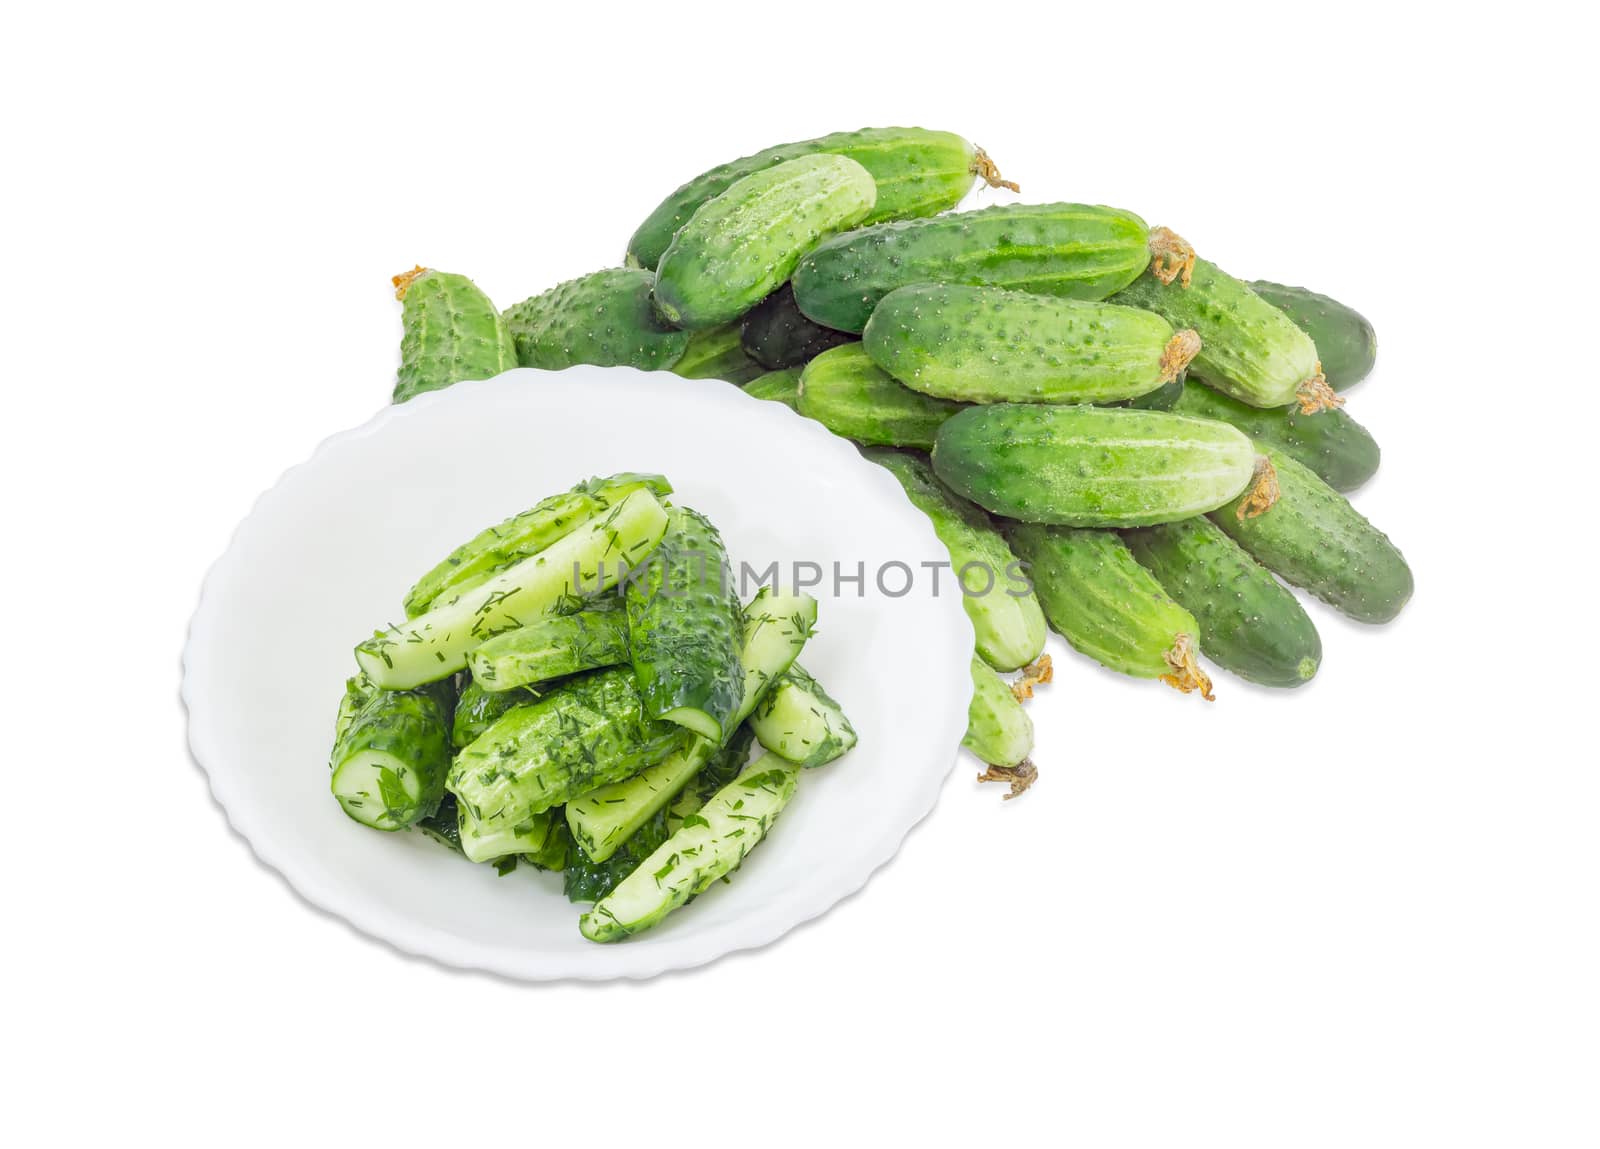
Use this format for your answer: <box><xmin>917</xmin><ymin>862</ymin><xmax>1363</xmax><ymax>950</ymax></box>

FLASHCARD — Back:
<box><xmin>330</xmin><ymin>680</ymin><xmax>455</xmax><ymax>830</ymax></box>
<box><xmin>1249</xmin><ymin>280</ymin><xmax>1377</xmax><ymax>389</ymax></box>
<box><xmin>932</xmin><ymin>404</ymin><xmax>1257</xmax><ymax>528</ymax></box>
<box><xmin>1212</xmin><ymin>446</ymin><xmax>1413</xmax><ymax>624</ymax></box>
<box><xmin>502</xmin><ymin>268</ymin><xmax>690</xmax><ymax>372</ymax></box>
<box><xmin>1010</xmin><ymin>524</ymin><xmax>1213</xmax><ymax>696</ymax></box>
<box><xmin>742</xmin><ymin>368</ymin><xmax>802</xmax><ymax>409</ymax></box>
<box><xmin>1113</xmin><ymin>255</ymin><xmax>1337</xmax><ymax>412</ymax></box>
<box><xmin>962</xmin><ymin>656</ymin><xmax>1034</xmax><ymax>767</ymax></box>
<box><xmin>740</xmin><ymin>283</ymin><xmax>856</xmax><ymax>369</ymax></box>
<box><xmin>791</xmin><ymin>203</ymin><xmax>1152</xmax><ymax>334</ymax></box>
<box><xmin>670</xmin><ymin>322</ymin><xmax>765</xmax><ymax>384</ymax></box>
<box><xmin>391</xmin><ymin>267</ymin><xmax>518</xmax><ymax>403</ymax></box>
<box><xmin>654</xmin><ymin>154</ymin><xmax>876</xmax><ymax>329</ymax></box>
<box><xmin>1125</xmin><ymin>517</ymin><xmax>1321</xmax><ymax>688</ymax></box>
<box><xmin>797</xmin><ymin>344</ymin><xmax>967</xmax><ymax>449</ymax></box>
<box><xmin>625</xmin><ymin>507</ymin><xmax>746</xmax><ymax>742</ymax></box>
<box><xmin>862</xmin><ymin>284</ymin><xmax>1199</xmax><ymax>404</ymax></box>
<box><xmin>333</xmin><ymin>673</ymin><xmax>378</xmax><ymax>743</ymax></box>
<box><xmin>451</xmin><ymin>677</ymin><xmax>537</xmax><ymax>750</ymax></box>
<box><xmin>1170</xmin><ymin>378</ymin><xmax>1380</xmax><ymax>491</ymax></box>
<box><xmin>627</xmin><ymin>127</ymin><xmax>1011</xmax><ymax>271</ymax></box>
<box><xmin>866</xmin><ymin>448</ymin><xmax>1046</xmax><ymax>671</ymax></box>
<box><xmin>465</xmin><ymin>606</ymin><xmax>630</xmax><ymax>691</ymax></box>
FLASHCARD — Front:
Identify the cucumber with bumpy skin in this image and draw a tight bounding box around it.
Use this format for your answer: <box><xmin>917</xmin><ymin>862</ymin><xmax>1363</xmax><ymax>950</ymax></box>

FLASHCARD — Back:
<box><xmin>1170</xmin><ymin>378</ymin><xmax>1380</xmax><ymax>492</ymax></box>
<box><xmin>334</xmin><ymin>673</ymin><xmax>379</xmax><ymax>742</ymax></box>
<box><xmin>451</xmin><ymin>677</ymin><xmax>537</xmax><ymax>749</ymax></box>
<box><xmin>866</xmin><ymin>448</ymin><xmax>1045</xmax><ymax>671</ymax></box>
<box><xmin>863</xmin><ymin>284</ymin><xmax>1201</xmax><ymax>405</ymax></box>
<box><xmin>626</xmin><ymin>127</ymin><xmax>1014</xmax><ymax>271</ymax></box>
<box><xmin>791</xmin><ymin>203</ymin><xmax>1155</xmax><ymax>334</ymax></box>
<box><xmin>502</xmin><ymin>268</ymin><xmax>690</xmax><ymax>372</ymax></box>
<box><xmin>466</xmin><ymin>605</ymin><xmax>630</xmax><ymax>692</ymax></box>
<box><xmin>742</xmin><ymin>368</ymin><xmax>802</xmax><ymax>409</ymax></box>
<box><xmin>750</xmin><ymin>664</ymin><xmax>857</xmax><ymax>768</ymax></box>
<box><xmin>1212</xmin><ymin>446</ymin><xmax>1413</xmax><ymax>624</ymax></box>
<box><xmin>962</xmin><ymin>657</ymin><xmax>1033</xmax><ymax>767</ymax></box>
<box><xmin>740</xmin><ymin>284</ymin><xmax>856</xmax><ymax>369</ymax></box>
<box><xmin>1114</xmin><ymin>375</ymin><xmax>1185</xmax><ymax>411</ymax></box>
<box><xmin>580</xmin><ymin>754</ymin><xmax>800</xmax><ymax>943</ymax></box>
<box><xmin>798</xmin><ymin>344</ymin><xmax>967</xmax><ymax>449</ymax></box>
<box><xmin>330</xmin><ymin>680</ymin><xmax>455</xmax><ymax>830</ymax></box>
<box><xmin>654</xmin><ymin>154</ymin><xmax>877</xmax><ymax>329</ymax></box>
<box><xmin>932</xmin><ymin>404</ymin><xmax>1258</xmax><ymax>528</ymax></box>
<box><xmin>1125</xmin><ymin>517</ymin><xmax>1321</xmax><ymax>688</ymax></box>
<box><xmin>391</xmin><ymin>267</ymin><xmax>517</xmax><ymax>403</ymax></box>
<box><xmin>1249</xmin><ymin>280</ymin><xmax>1377</xmax><ymax>390</ymax></box>
<box><xmin>670</xmin><ymin>322</ymin><xmax>765</xmax><ymax>384</ymax></box>
<box><xmin>1011</xmin><ymin>524</ymin><xmax>1213</xmax><ymax>697</ymax></box>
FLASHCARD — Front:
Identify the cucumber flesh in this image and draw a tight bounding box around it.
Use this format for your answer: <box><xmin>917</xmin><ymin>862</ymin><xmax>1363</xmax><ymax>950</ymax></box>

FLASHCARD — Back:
<box><xmin>750</xmin><ymin>663</ymin><xmax>857</xmax><ymax>768</ymax></box>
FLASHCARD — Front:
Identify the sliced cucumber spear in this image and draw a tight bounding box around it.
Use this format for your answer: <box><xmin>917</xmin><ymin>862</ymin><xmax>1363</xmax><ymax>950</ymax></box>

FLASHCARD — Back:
<box><xmin>330</xmin><ymin>680</ymin><xmax>454</xmax><ymax>831</ymax></box>
<box><xmin>355</xmin><ymin>487</ymin><xmax>671</xmax><ymax>690</ymax></box>
<box><xmin>750</xmin><ymin>664</ymin><xmax>857</xmax><ymax>768</ymax></box>
<box><xmin>466</xmin><ymin>605</ymin><xmax>629</xmax><ymax>692</ymax></box>
<box><xmin>566</xmin><ymin>588</ymin><xmax>815</xmax><ymax>862</ymax></box>
<box><xmin>580</xmin><ymin>754</ymin><xmax>801</xmax><ymax>943</ymax></box>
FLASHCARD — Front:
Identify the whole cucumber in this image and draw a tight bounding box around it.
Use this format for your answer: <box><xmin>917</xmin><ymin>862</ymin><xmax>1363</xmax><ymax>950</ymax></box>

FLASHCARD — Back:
<box><xmin>1211</xmin><ymin>446</ymin><xmax>1413</xmax><ymax>624</ymax></box>
<box><xmin>1249</xmin><ymin>280</ymin><xmax>1377</xmax><ymax>389</ymax></box>
<box><xmin>863</xmin><ymin>283</ymin><xmax>1199</xmax><ymax>404</ymax></box>
<box><xmin>502</xmin><ymin>268</ymin><xmax>690</xmax><ymax>372</ymax></box>
<box><xmin>931</xmin><ymin>404</ymin><xmax>1257</xmax><ymax>528</ymax></box>
<box><xmin>962</xmin><ymin>657</ymin><xmax>1034</xmax><ymax>767</ymax></box>
<box><xmin>1170</xmin><ymin>378</ymin><xmax>1380</xmax><ymax>491</ymax></box>
<box><xmin>740</xmin><ymin>283</ymin><xmax>856</xmax><ymax>369</ymax></box>
<box><xmin>742</xmin><ymin>368</ymin><xmax>802</xmax><ymax>409</ymax></box>
<box><xmin>670</xmin><ymin>322</ymin><xmax>765</xmax><ymax>384</ymax></box>
<box><xmin>1125</xmin><ymin>517</ymin><xmax>1321</xmax><ymax>688</ymax></box>
<box><xmin>627</xmin><ymin>127</ymin><xmax>1013</xmax><ymax>271</ymax></box>
<box><xmin>791</xmin><ymin>203</ymin><xmax>1153</xmax><ymax>334</ymax></box>
<box><xmin>797</xmin><ymin>344</ymin><xmax>968</xmax><ymax>449</ymax></box>
<box><xmin>654</xmin><ymin>154</ymin><xmax>877</xmax><ymax>329</ymax></box>
<box><xmin>391</xmin><ymin>267</ymin><xmax>517</xmax><ymax>403</ymax></box>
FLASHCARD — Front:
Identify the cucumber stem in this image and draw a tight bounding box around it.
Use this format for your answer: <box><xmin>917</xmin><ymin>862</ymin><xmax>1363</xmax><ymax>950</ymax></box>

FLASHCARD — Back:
<box><xmin>1148</xmin><ymin>227</ymin><xmax>1196</xmax><ymax>287</ymax></box>
<box><xmin>1160</xmin><ymin>634</ymin><xmax>1215</xmax><ymax>700</ymax></box>
<box><xmin>391</xmin><ymin>264</ymin><xmax>429</xmax><ymax>300</ymax></box>
<box><xmin>969</xmin><ymin>146</ymin><xmax>1020</xmax><ymax>193</ymax></box>
<box><xmin>1295</xmin><ymin>367</ymin><xmax>1346</xmax><ymax>415</ymax></box>
<box><xmin>1158</xmin><ymin>329</ymin><xmax>1202</xmax><ymax>382</ymax></box>
<box><xmin>1010</xmin><ymin>654</ymin><xmax>1054</xmax><ymax>703</ymax></box>
<box><xmin>1235</xmin><ymin>455</ymin><xmax>1282</xmax><ymax>521</ymax></box>
<box><xmin>976</xmin><ymin>759</ymin><xmax>1038</xmax><ymax>800</ymax></box>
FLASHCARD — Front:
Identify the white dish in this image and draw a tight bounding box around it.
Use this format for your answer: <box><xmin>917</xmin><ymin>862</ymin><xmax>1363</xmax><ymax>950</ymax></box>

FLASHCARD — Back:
<box><xmin>183</xmin><ymin>367</ymin><xmax>973</xmax><ymax>981</ymax></box>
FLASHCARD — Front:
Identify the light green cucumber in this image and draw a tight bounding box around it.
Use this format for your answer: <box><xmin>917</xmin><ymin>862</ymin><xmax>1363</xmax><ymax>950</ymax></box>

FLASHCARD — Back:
<box><xmin>750</xmin><ymin>664</ymin><xmax>857</xmax><ymax>768</ymax></box>
<box><xmin>1010</xmin><ymin>524</ymin><xmax>1213</xmax><ymax>697</ymax></box>
<box><xmin>798</xmin><ymin>344</ymin><xmax>967</xmax><ymax>449</ymax></box>
<box><xmin>863</xmin><ymin>284</ymin><xmax>1200</xmax><ymax>404</ymax></box>
<box><xmin>932</xmin><ymin>404</ymin><xmax>1258</xmax><ymax>528</ymax></box>
<box><xmin>502</xmin><ymin>268</ymin><xmax>690</xmax><ymax>372</ymax></box>
<box><xmin>1125</xmin><ymin>517</ymin><xmax>1321</xmax><ymax>688</ymax></box>
<box><xmin>391</xmin><ymin>267</ymin><xmax>517</xmax><ymax>403</ymax></box>
<box><xmin>330</xmin><ymin>680</ymin><xmax>455</xmax><ymax>830</ymax></box>
<box><xmin>654</xmin><ymin>154</ymin><xmax>876</xmax><ymax>329</ymax></box>
<box><xmin>740</xmin><ymin>283</ymin><xmax>857</xmax><ymax>369</ymax></box>
<box><xmin>465</xmin><ymin>605</ymin><xmax>630</xmax><ymax>691</ymax></box>
<box><xmin>866</xmin><ymin>448</ymin><xmax>1045</xmax><ymax>671</ymax></box>
<box><xmin>626</xmin><ymin>127</ymin><xmax>1012</xmax><ymax>271</ymax></box>
<box><xmin>669</xmin><ymin>322</ymin><xmax>765</xmax><ymax>384</ymax></box>
<box><xmin>791</xmin><ymin>203</ymin><xmax>1152</xmax><ymax>334</ymax></box>
<box><xmin>962</xmin><ymin>657</ymin><xmax>1033</xmax><ymax>767</ymax></box>
<box><xmin>1212</xmin><ymin>446</ymin><xmax>1413</xmax><ymax>624</ymax></box>
<box><xmin>1249</xmin><ymin>280</ymin><xmax>1377</xmax><ymax>389</ymax></box>
<box><xmin>742</xmin><ymin>368</ymin><xmax>802</xmax><ymax>409</ymax></box>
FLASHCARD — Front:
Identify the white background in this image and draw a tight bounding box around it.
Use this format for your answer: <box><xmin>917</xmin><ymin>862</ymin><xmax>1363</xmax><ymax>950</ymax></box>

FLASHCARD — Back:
<box><xmin>5</xmin><ymin>3</ymin><xmax>1594</xmax><ymax>1145</ymax></box>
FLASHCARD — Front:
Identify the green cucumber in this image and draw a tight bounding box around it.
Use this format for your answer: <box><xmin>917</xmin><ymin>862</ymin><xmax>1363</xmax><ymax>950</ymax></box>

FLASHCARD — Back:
<box><xmin>962</xmin><ymin>657</ymin><xmax>1034</xmax><ymax>768</ymax></box>
<box><xmin>1125</xmin><ymin>517</ymin><xmax>1321</xmax><ymax>688</ymax></box>
<box><xmin>654</xmin><ymin>154</ymin><xmax>877</xmax><ymax>329</ymax></box>
<box><xmin>1114</xmin><ymin>375</ymin><xmax>1185</xmax><ymax>410</ymax></box>
<box><xmin>1113</xmin><ymin>254</ymin><xmax>1340</xmax><ymax>412</ymax></box>
<box><xmin>791</xmin><ymin>203</ymin><xmax>1153</xmax><ymax>334</ymax></box>
<box><xmin>740</xmin><ymin>283</ymin><xmax>857</xmax><ymax>369</ymax></box>
<box><xmin>356</xmin><ymin>487</ymin><xmax>671</xmax><ymax>689</ymax></box>
<box><xmin>1170</xmin><ymin>378</ymin><xmax>1380</xmax><ymax>492</ymax></box>
<box><xmin>455</xmin><ymin>807</ymin><xmax>557</xmax><ymax>866</ymax></box>
<box><xmin>448</xmin><ymin>667</ymin><xmax>686</xmax><ymax>862</ymax></box>
<box><xmin>863</xmin><ymin>284</ymin><xmax>1200</xmax><ymax>404</ymax></box>
<box><xmin>390</xmin><ymin>267</ymin><xmax>517</xmax><ymax>403</ymax></box>
<box><xmin>866</xmin><ymin>448</ymin><xmax>1046</xmax><ymax>671</ymax></box>
<box><xmin>797</xmin><ymin>344</ymin><xmax>967</xmax><ymax>449</ymax></box>
<box><xmin>1249</xmin><ymin>281</ymin><xmax>1377</xmax><ymax>389</ymax></box>
<box><xmin>932</xmin><ymin>404</ymin><xmax>1258</xmax><ymax>528</ymax></box>
<box><xmin>580</xmin><ymin>755</ymin><xmax>801</xmax><ymax>943</ymax></box>
<box><xmin>749</xmin><ymin>664</ymin><xmax>857</xmax><ymax>768</ymax></box>
<box><xmin>566</xmin><ymin>589</ymin><xmax>815</xmax><ymax>862</ymax></box>
<box><xmin>669</xmin><ymin>322</ymin><xmax>765</xmax><ymax>384</ymax></box>
<box><xmin>403</xmin><ymin>472</ymin><xmax>671</xmax><ymax>618</ymax></box>
<box><xmin>465</xmin><ymin>605</ymin><xmax>630</xmax><ymax>691</ymax></box>
<box><xmin>330</xmin><ymin>680</ymin><xmax>455</xmax><ymax>830</ymax></box>
<box><xmin>333</xmin><ymin>673</ymin><xmax>378</xmax><ymax>743</ymax></box>
<box><xmin>742</xmin><ymin>368</ymin><xmax>802</xmax><ymax>409</ymax></box>
<box><xmin>502</xmin><ymin>268</ymin><xmax>690</xmax><ymax>372</ymax></box>
<box><xmin>1212</xmin><ymin>446</ymin><xmax>1413</xmax><ymax>624</ymax></box>
<box><xmin>451</xmin><ymin>677</ymin><xmax>537</xmax><ymax>749</ymax></box>
<box><xmin>625</xmin><ymin>507</ymin><xmax>746</xmax><ymax>742</ymax></box>
<box><xmin>626</xmin><ymin>127</ymin><xmax>1013</xmax><ymax>271</ymax></box>
<box><xmin>1010</xmin><ymin>524</ymin><xmax>1213</xmax><ymax>697</ymax></box>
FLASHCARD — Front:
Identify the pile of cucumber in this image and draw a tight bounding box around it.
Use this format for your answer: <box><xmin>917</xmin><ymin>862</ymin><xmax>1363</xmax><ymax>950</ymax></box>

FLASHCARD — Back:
<box><xmin>382</xmin><ymin>125</ymin><xmax>1410</xmax><ymax>794</ymax></box>
<box><xmin>329</xmin><ymin>473</ymin><xmax>857</xmax><ymax>942</ymax></box>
